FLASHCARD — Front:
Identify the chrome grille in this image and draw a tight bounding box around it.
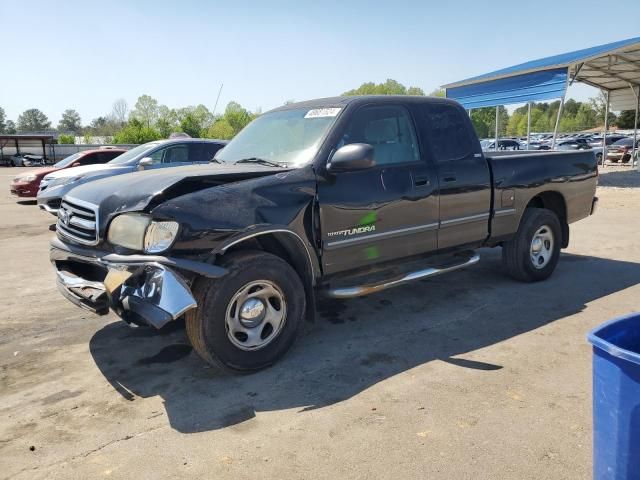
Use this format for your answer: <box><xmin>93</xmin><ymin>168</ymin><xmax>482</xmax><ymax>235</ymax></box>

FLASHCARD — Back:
<box><xmin>57</xmin><ymin>197</ymin><xmax>99</xmax><ymax>245</ymax></box>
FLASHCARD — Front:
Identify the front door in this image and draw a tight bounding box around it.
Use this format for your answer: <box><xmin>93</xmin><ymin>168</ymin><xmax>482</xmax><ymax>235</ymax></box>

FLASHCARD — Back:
<box><xmin>317</xmin><ymin>103</ymin><xmax>439</xmax><ymax>275</ymax></box>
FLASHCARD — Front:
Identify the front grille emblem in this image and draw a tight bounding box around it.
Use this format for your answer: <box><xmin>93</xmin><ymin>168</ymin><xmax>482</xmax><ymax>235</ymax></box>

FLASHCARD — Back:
<box><xmin>59</xmin><ymin>208</ymin><xmax>71</xmax><ymax>225</ymax></box>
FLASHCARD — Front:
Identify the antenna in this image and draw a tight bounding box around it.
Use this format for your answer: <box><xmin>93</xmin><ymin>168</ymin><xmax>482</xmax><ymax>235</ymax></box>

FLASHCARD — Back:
<box><xmin>212</xmin><ymin>83</ymin><xmax>224</xmax><ymax>117</ymax></box>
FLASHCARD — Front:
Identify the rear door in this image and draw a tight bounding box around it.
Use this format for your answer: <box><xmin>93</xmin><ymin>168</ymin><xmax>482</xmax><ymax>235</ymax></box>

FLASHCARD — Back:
<box><xmin>77</xmin><ymin>151</ymin><xmax>122</xmax><ymax>166</ymax></box>
<box><xmin>318</xmin><ymin>103</ymin><xmax>439</xmax><ymax>275</ymax></box>
<box><xmin>189</xmin><ymin>142</ymin><xmax>225</xmax><ymax>164</ymax></box>
<box><xmin>145</xmin><ymin>143</ymin><xmax>191</xmax><ymax>169</ymax></box>
<box><xmin>417</xmin><ymin>102</ymin><xmax>491</xmax><ymax>249</ymax></box>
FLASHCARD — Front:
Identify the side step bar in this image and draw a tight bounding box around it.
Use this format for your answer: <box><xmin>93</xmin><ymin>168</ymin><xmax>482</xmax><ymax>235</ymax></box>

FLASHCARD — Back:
<box><xmin>326</xmin><ymin>253</ymin><xmax>480</xmax><ymax>299</ymax></box>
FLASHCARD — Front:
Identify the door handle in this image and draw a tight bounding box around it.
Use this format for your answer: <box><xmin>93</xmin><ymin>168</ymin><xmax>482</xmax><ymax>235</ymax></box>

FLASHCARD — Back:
<box><xmin>442</xmin><ymin>173</ymin><xmax>457</xmax><ymax>183</ymax></box>
<box><xmin>414</xmin><ymin>175</ymin><xmax>430</xmax><ymax>187</ymax></box>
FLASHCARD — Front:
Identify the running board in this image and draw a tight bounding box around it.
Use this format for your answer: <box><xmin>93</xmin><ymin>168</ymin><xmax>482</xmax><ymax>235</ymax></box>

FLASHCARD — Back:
<box><xmin>326</xmin><ymin>253</ymin><xmax>480</xmax><ymax>299</ymax></box>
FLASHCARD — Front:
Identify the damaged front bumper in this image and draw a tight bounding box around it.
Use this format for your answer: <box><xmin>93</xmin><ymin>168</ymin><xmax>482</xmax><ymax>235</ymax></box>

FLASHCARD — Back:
<box><xmin>50</xmin><ymin>238</ymin><xmax>226</xmax><ymax>329</ymax></box>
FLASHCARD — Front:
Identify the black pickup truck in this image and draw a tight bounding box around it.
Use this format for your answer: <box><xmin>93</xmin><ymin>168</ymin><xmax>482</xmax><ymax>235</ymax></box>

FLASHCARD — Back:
<box><xmin>50</xmin><ymin>96</ymin><xmax>598</xmax><ymax>371</ymax></box>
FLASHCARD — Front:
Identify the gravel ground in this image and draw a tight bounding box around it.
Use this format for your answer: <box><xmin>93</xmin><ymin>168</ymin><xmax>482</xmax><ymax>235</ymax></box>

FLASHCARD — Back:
<box><xmin>1</xmin><ymin>167</ymin><xmax>639</xmax><ymax>480</ymax></box>
<box><xmin>597</xmin><ymin>163</ymin><xmax>640</xmax><ymax>188</ymax></box>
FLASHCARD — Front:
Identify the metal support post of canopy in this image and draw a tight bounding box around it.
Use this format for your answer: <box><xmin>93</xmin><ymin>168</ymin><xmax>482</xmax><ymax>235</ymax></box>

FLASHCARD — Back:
<box><xmin>526</xmin><ymin>102</ymin><xmax>532</xmax><ymax>150</ymax></box>
<box><xmin>632</xmin><ymin>85</ymin><xmax>639</xmax><ymax>169</ymax></box>
<box><xmin>495</xmin><ymin>106</ymin><xmax>499</xmax><ymax>151</ymax></box>
<box><xmin>602</xmin><ymin>90</ymin><xmax>610</xmax><ymax>167</ymax></box>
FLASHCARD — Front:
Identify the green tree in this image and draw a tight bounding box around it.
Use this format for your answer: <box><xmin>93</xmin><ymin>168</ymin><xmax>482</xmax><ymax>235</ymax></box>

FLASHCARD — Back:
<box><xmin>113</xmin><ymin>118</ymin><xmax>161</xmax><ymax>144</ymax></box>
<box><xmin>179</xmin><ymin>112</ymin><xmax>202</xmax><ymax>138</ymax></box>
<box><xmin>17</xmin><ymin>108</ymin><xmax>51</xmax><ymax>132</ymax></box>
<box><xmin>470</xmin><ymin>108</ymin><xmax>493</xmax><ymax>138</ymax></box>
<box><xmin>58</xmin><ymin>109</ymin><xmax>82</xmax><ymax>133</ymax></box>
<box><xmin>223</xmin><ymin>101</ymin><xmax>254</xmax><ymax>134</ymax></box>
<box><xmin>506</xmin><ymin>111</ymin><xmax>525</xmax><ymax>136</ymax></box>
<box><xmin>203</xmin><ymin>101</ymin><xmax>256</xmax><ymax>139</ymax></box>
<box><xmin>0</xmin><ymin>107</ymin><xmax>6</xmax><ymax>133</ymax></box>
<box><xmin>427</xmin><ymin>88</ymin><xmax>445</xmax><ymax>97</ymax></box>
<box><xmin>343</xmin><ymin>79</ymin><xmax>424</xmax><ymax>96</ymax></box>
<box><xmin>5</xmin><ymin>120</ymin><xmax>16</xmax><ymax>134</ymax></box>
<box><xmin>156</xmin><ymin>105</ymin><xmax>179</xmax><ymax>137</ymax></box>
<box><xmin>617</xmin><ymin>110</ymin><xmax>638</xmax><ymax>129</ymax></box>
<box><xmin>206</xmin><ymin>118</ymin><xmax>235</xmax><ymax>139</ymax></box>
<box><xmin>470</xmin><ymin>106</ymin><xmax>509</xmax><ymax>138</ymax></box>
<box><xmin>589</xmin><ymin>92</ymin><xmax>617</xmax><ymax>125</ymax></box>
<box><xmin>174</xmin><ymin>104</ymin><xmax>214</xmax><ymax>137</ymax></box>
<box><xmin>531</xmin><ymin>108</ymin><xmax>551</xmax><ymax>132</ymax></box>
<box><xmin>574</xmin><ymin>103</ymin><xmax>597</xmax><ymax>130</ymax></box>
<box><xmin>58</xmin><ymin>134</ymin><xmax>75</xmax><ymax>144</ymax></box>
<box><xmin>130</xmin><ymin>94</ymin><xmax>159</xmax><ymax>128</ymax></box>
<box><xmin>86</xmin><ymin>116</ymin><xmax>120</xmax><ymax>137</ymax></box>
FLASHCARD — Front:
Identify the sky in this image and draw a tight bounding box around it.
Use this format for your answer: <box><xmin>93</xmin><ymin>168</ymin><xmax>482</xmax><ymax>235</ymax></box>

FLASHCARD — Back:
<box><xmin>1</xmin><ymin>0</ymin><xmax>639</xmax><ymax>126</ymax></box>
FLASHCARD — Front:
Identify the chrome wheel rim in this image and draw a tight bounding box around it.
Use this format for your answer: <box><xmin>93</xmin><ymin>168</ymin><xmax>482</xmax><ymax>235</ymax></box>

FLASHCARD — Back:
<box><xmin>530</xmin><ymin>225</ymin><xmax>554</xmax><ymax>269</ymax></box>
<box><xmin>225</xmin><ymin>280</ymin><xmax>287</xmax><ymax>351</ymax></box>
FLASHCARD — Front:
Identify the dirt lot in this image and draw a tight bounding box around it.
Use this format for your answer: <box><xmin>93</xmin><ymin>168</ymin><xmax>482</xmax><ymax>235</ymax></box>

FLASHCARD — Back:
<box><xmin>1</xmin><ymin>165</ymin><xmax>639</xmax><ymax>479</ymax></box>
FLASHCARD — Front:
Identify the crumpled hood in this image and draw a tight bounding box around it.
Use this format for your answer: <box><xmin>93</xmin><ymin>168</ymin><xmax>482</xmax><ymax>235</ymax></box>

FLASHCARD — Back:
<box><xmin>66</xmin><ymin>163</ymin><xmax>287</xmax><ymax>222</ymax></box>
<box><xmin>43</xmin><ymin>163</ymin><xmax>130</xmax><ymax>180</ymax></box>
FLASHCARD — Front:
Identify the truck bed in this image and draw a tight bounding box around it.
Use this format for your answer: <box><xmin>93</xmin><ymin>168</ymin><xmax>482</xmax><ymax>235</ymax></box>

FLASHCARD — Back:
<box><xmin>485</xmin><ymin>149</ymin><xmax>598</xmax><ymax>241</ymax></box>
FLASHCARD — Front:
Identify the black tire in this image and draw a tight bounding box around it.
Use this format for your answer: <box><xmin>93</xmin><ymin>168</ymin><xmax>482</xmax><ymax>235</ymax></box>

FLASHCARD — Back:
<box><xmin>185</xmin><ymin>251</ymin><xmax>305</xmax><ymax>372</ymax></box>
<box><xmin>502</xmin><ymin>208</ymin><xmax>562</xmax><ymax>282</ymax></box>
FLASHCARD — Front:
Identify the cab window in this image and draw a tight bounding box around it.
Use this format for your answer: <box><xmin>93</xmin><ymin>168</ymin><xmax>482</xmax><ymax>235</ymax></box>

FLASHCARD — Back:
<box><xmin>338</xmin><ymin>105</ymin><xmax>420</xmax><ymax>166</ymax></box>
<box><xmin>421</xmin><ymin>104</ymin><xmax>473</xmax><ymax>162</ymax></box>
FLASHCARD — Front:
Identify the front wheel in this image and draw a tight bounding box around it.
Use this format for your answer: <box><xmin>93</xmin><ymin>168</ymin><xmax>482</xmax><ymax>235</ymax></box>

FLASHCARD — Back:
<box><xmin>186</xmin><ymin>251</ymin><xmax>305</xmax><ymax>372</ymax></box>
<box><xmin>502</xmin><ymin>208</ymin><xmax>562</xmax><ymax>282</ymax></box>
<box><xmin>596</xmin><ymin>153</ymin><xmax>603</xmax><ymax>164</ymax></box>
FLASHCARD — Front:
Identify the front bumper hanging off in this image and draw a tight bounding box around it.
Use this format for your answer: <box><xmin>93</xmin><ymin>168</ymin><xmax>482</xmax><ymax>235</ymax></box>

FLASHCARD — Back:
<box><xmin>50</xmin><ymin>238</ymin><xmax>226</xmax><ymax>329</ymax></box>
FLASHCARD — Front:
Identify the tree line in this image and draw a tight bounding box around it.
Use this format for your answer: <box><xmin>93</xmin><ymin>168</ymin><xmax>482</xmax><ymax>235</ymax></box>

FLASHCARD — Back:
<box><xmin>0</xmin><ymin>79</ymin><xmax>637</xmax><ymax>144</ymax></box>
<box><xmin>0</xmin><ymin>96</ymin><xmax>258</xmax><ymax>144</ymax></box>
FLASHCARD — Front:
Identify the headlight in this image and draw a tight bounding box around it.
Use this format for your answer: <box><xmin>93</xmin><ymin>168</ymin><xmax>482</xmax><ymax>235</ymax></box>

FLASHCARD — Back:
<box><xmin>14</xmin><ymin>174</ymin><xmax>37</xmax><ymax>182</ymax></box>
<box><xmin>49</xmin><ymin>175</ymin><xmax>84</xmax><ymax>188</ymax></box>
<box><xmin>107</xmin><ymin>213</ymin><xmax>179</xmax><ymax>253</ymax></box>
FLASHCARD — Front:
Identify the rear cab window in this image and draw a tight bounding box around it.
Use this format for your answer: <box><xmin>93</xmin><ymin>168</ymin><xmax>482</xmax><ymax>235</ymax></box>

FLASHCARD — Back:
<box><xmin>418</xmin><ymin>103</ymin><xmax>475</xmax><ymax>162</ymax></box>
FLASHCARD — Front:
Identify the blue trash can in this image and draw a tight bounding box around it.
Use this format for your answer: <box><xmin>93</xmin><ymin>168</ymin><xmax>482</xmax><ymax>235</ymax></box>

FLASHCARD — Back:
<box><xmin>588</xmin><ymin>312</ymin><xmax>640</xmax><ymax>480</ymax></box>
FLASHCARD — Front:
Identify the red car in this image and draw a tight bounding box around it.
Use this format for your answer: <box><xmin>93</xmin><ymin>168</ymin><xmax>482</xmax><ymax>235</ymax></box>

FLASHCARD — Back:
<box><xmin>10</xmin><ymin>148</ymin><xmax>126</xmax><ymax>198</ymax></box>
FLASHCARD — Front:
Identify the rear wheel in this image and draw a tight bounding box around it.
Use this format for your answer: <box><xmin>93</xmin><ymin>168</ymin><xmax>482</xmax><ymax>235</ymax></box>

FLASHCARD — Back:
<box><xmin>185</xmin><ymin>251</ymin><xmax>305</xmax><ymax>372</ymax></box>
<box><xmin>502</xmin><ymin>208</ymin><xmax>562</xmax><ymax>282</ymax></box>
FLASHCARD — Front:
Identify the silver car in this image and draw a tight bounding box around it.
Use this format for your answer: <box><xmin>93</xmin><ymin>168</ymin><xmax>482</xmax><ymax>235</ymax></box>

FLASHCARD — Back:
<box><xmin>37</xmin><ymin>138</ymin><xmax>227</xmax><ymax>214</ymax></box>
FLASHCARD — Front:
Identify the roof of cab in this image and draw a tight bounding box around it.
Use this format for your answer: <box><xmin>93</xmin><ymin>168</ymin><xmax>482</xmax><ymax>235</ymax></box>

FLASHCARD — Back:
<box><xmin>152</xmin><ymin>138</ymin><xmax>229</xmax><ymax>145</ymax></box>
<box><xmin>270</xmin><ymin>95</ymin><xmax>462</xmax><ymax>112</ymax></box>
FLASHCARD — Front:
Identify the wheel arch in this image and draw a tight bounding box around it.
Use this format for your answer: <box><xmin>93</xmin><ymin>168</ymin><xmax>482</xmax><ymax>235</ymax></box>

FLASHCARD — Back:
<box><xmin>218</xmin><ymin>229</ymin><xmax>319</xmax><ymax>322</ymax></box>
<box><xmin>524</xmin><ymin>191</ymin><xmax>569</xmax><ymax>248</ymax></box>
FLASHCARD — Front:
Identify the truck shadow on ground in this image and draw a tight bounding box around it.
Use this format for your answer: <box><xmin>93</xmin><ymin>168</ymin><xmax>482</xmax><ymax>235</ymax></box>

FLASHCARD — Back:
<box><xmin>89</xmin><ymin>249</ymin><xmax>640</xmax><ymax>433</ymax></box>
<box><xmin>597</xmin><ymin>168</ymin><xmax>640</xmax><ymax>188</ymax></box>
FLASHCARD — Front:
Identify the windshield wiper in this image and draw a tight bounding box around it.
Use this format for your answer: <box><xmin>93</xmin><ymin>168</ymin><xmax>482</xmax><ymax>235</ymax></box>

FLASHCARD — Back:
<box><xmin>234</xmin><ymin>157</ymin><xmax>285</xmax><ymax>168</ymax></box>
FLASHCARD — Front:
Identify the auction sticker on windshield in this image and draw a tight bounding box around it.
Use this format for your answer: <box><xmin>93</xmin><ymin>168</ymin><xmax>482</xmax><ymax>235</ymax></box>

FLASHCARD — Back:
<box><xmin>304</xmin><ymin>108</ymin><xmax>341</xmax><ymax>118</ymax></box>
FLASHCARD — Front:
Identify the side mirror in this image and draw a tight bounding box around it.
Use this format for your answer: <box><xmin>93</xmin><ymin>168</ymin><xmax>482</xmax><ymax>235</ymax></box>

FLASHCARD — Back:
<box><xmin>327</xmin><ymin>143</ymin><xmax>375</xmax><ymax>173</ymax></box>
<box><xmin>71</xmin><ymin>161</ymin><xmax>80</xmax><ymax>167</ymax></box>
<box><xmin>138</xmin><ymin>157</ymin><xmax>154</xmax><ymax>170</ymax></box>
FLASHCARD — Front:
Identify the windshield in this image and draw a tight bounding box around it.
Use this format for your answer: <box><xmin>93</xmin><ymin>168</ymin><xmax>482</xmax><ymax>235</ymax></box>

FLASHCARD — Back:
<box><xmin>215</xmin><ymin>107</ymin><xmax>341</xmax><ymax>167</ymax></box>
<box><xmin>53</xmin><ymin>152</ymin><xmax>83</xmax><ymax>169</ymax></box>
<box><xmin>107</xmin><ymin>142</ymin><xmax>161</xmax><ymax>165</ymax></box>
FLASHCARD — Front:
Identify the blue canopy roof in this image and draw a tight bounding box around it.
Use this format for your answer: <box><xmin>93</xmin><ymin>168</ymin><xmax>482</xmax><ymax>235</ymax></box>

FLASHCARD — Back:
<box><xmin>444</xmin><ymin>36</ymin><xmax>640</xmax><ymax>110</ymax></box>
